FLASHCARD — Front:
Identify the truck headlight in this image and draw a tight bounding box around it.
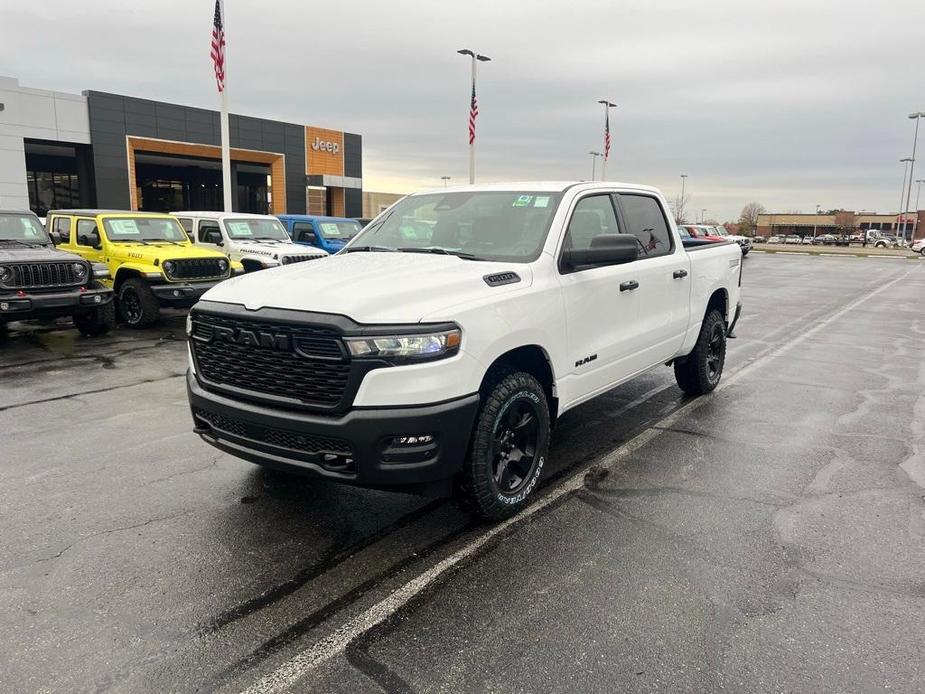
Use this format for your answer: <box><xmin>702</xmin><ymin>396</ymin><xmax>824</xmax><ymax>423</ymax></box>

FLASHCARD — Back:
<box><xmin>344</xmin><ymin>328</ymin><xmax>461</xmax><ymax>361</ymax></box>
<box><xmin>72</xmin><ymin>262</ymin><xmax>88</xmax><ymax>282</ymax></box>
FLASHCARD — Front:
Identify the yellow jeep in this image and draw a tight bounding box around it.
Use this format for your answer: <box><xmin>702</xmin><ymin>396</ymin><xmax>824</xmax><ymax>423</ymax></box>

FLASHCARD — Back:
<box><xmin>47</xmin><ymin>210</ymin><xmax>242</xmax><ymax>327</ymax></box>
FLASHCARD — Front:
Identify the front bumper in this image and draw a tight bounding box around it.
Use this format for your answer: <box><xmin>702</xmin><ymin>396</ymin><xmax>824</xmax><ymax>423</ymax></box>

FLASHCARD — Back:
<box><xmin>187</xmin><ymin>371</ymin><xmax>479</xmax><ymax>495</ymax></box>
<box><xmin>151</xmin><ymin>280</ymin><xmax>223</xmax><ymax>307</ymax></box>
<box><xmin>0</xmin><ymin>285</ymin><xmax>113</xmax><ymax>319</ymax></box>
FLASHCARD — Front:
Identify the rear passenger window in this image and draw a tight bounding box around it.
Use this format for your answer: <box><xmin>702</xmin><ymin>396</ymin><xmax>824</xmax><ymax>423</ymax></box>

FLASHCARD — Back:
<box><xmin>563</xmin><ymin>195</ymin><xmax>620</xmax><ymax>253</ymax></box>
<box><xmin>618</xmin><ymin>194</ymin><xmax>673</xmax><ymax>258</ymax></box>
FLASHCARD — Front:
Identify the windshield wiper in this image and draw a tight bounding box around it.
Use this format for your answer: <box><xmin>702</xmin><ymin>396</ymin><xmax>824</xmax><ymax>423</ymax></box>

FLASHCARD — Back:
<box><xmin>344</xmin><ymin>245</ymin><xmax>397</xmax><ymax>253</ymax></box>
<box><xmin>0</xmin><ymin>239</ymin><xmax>45</xmax><ymax>248</ymax></box>
<box><xmin>397</xmin><ymin>247</ymin><xmax>484</xmax><ymax>260</ymax></box>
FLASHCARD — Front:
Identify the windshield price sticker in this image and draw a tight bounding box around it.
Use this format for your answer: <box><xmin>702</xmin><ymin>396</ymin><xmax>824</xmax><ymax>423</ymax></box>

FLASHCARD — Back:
<box><xmin>320</xmin><ymin>223</ymin><xmax>341</xmax><ymax>237</ymax></box>
<box><xmin>513</xmin><ymin>195</ymin><xmax>533</xmax><ymax>207</ymax></box>
<box><xmin>534</xmin><ymin>196</ymin><xmax>550</xmax><ymax>208</ymax></box>
<box><xmin>226</xmin><ymin>222</ymin><xmax>254</xmax><ymax>236</ymax></box>
<box><xmin>109</xmin><ymin>220</ymin><xmax>140</xmax><ymax>235</ymax></box>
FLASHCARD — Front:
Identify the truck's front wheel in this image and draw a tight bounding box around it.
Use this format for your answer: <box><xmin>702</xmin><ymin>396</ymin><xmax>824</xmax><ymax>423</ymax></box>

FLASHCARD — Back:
<box><xmin>118</xmin><ymin>278</ymin><xmax>160</xmax><ymax>328</ymax></box>
<box><xmin>458</xmin><ymin>371</ymin><xmax>550</xmax><ymax>520</ymax></box>
<box><xmin>674</xmin><ymin>309</ymin><xmax>726</xmax><ymax>395</ymax></box>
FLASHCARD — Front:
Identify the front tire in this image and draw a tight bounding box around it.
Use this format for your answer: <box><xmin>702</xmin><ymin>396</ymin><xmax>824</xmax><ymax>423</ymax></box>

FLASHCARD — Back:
<box><xmin>674</xmin><ymin>309</ymin><xmax>726</xmax><ymax>396</ymax></box>
<box><xmin>457</xmin><ymin>371</ymin><xmax>551</xmax><ymax>520</ymax></box>
<box><xmin>118</xmin><ymin>278</ymin><xmax>160</xmax><ymax>328</ymax></box>
<box><xmin>73</xmin><ymin>301</ymin><xmax>115</xmax><ymax>337</ymax></box>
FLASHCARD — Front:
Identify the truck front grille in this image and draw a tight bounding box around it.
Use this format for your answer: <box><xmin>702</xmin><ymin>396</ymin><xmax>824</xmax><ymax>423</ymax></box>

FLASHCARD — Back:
<box><xmin>190</xmin><ymin>312</ymin><xmax>350</xmax><ymax>410</ymax></box>
<box><xmin>282</xmin><ymin>254</ymin><xmax>325</xmax><ymax>265</ymax></box>
<box><xmin>166</xmin><ymin>258</ymin><xmax>228</xmax><ymax>281</ymax></box>
<box><xmin>1</xmin><ymin>262</ymin><xmax>84</xmax><ymax>289</ymax></box>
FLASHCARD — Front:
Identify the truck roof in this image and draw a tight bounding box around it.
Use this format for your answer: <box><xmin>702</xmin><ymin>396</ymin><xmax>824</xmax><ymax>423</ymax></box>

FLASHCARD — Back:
<box><xmin>171</xmin><ymin>211</ymin><xmax>279</xmax><ymax>220</ymax></box>
<box><xmin>49</xmin><ymin>209</ymin><xmax>174</xmax><ymax>217</ymax></box>
<box><xmin>408</xmin><ymin>181</ymin><xmax>662</xmax><ymax>196</ymax></box>
<box><xmin>276</xmin><ymin>214</ymin><xmax>360</xmax><ymax>222</ymax></box>
<box><xmin>0</xmin><ymin>209</ymin><xmax>39</xmax><ymax>216</ymax></box>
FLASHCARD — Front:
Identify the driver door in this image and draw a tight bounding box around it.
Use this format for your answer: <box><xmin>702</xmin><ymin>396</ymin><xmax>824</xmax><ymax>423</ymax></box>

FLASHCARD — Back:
<box><xmin>557</xmin><ymin>194</ymin><xmax>650</xmax><ymax>406</ymax></box>
<box><xmin>73</xmin><ymin>218</ymin><xmax>105</xmax><ymax>265</ymax></box>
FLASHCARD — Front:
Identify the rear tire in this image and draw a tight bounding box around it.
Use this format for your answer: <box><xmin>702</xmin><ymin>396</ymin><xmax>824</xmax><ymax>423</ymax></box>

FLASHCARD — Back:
<box><xmin>73</xmin><ymin>301</ymin><xmax>115</xmax><ymax>337</ymax></box>
<box><xmin>118</xmin><ymin>278</ymin><xmax>160</xmax><ymax>328</ymax></box>
<box><xmin>457</xmin><ymin>370</ymin><xmax>550</xmax><ymax>521</ymax></box>
<box><xmin>674</xmin><ymin>309</ymin><xmax>726</xmax><ymax>396</ymax></box>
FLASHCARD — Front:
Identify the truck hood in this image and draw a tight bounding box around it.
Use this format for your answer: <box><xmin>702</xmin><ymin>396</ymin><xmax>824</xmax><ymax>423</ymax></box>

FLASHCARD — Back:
<box><xmin>235</xmin><ymin>241</ymin><xmax>327</xmax><ymax>259</ymax></box>
<box><xmin>110</xmin><ymin>243</ymin><xmax>228</xmax><ymax>264</ymax></box>
<box><xmin>0</xmin><ymin>243</ymin><xmax>85</xmax><ymax>264</ymax></box>
<box><xmin>201</xmin><ymin>252</ymin><xmax>534</xmax><ymax>323</ymax></box>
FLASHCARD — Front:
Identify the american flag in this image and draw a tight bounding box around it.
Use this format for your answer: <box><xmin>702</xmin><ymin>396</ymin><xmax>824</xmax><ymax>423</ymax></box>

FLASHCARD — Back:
<box><xmin>604</xmin><ymin>109</ymin><xmax>611</xmax><ymax>160</ymax></box>
<box><xmin>468</xmin><ymin>82</ymin><xmax>478</xmax><ymax>145</ymax></box>
<box><xmin>210</xmin><ymin>0</ymin><xmax>226</xmax><ymax>93</ymax></box>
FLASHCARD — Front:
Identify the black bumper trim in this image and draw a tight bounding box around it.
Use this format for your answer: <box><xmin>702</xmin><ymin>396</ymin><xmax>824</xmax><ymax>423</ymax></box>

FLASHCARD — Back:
<box><xmin>187</xmin><ymin>371</ymin><xmax>479</xmax><ymax>493</ymax></box>
<box><xmin>0</xmin><ymin>286</ymin><xmax>113</xmax><ymax>318</ymax></box>
<box><xmin>151</xmin><ymin>281</ymin><xmax>221</xmax><ymax>307</ymax></box>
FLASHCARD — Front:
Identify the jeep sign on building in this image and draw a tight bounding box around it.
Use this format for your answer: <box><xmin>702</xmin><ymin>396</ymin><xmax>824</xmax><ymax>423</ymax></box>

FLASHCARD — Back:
<box><xmin>0</xmin><ymin>75</ymin><xmax>362</xmax><ymax>217</ymax></box>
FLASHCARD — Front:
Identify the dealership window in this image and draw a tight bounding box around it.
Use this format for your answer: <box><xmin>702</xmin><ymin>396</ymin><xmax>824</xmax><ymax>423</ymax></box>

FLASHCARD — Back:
<box><xmin>24</xmin><ymin>140</ymin><xmax>86</xmax><ymax>216</ymax></box>
<box><xmin>617</xmin><ymin>194</ymin><xmax>673</xmax><ymax>257</ymax></box>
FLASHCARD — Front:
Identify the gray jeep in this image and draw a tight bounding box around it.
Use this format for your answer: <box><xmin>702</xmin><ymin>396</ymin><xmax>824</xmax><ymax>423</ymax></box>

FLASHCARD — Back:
<box><xmin>0</xmin><ymin>210</ymin><xmax>114</xmax><ymax>336</ymax></box>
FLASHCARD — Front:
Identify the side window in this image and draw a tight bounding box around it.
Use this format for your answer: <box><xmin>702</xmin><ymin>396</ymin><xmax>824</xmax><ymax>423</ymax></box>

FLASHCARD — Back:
<box><xmin>176</xmin><ymin>217</ymin><xmax>194</xmax><ymax>236</ymax></box>
<box><xmin>563</xmin><ymin>195</ymin><xmax>620</xmax><ymax>253</ymax></box>
<box><xmin>617</xmin><ymin>194</ymin><xmax>674</xmax><ymax>258</ymax></box>
<box><xmin>198</xmin><ymin>221</ymin><xmax>222</xmax><ymax>245</ymax></box>
<box><xmin>75</xmin><ymin>218</ymin><xmax>99</xmax><ymax>247</ymax></box>
<box><xmin>293</xmin><ymin>222</ymin><xmax>318</xmax><ymax>245</ymax></box>
<box><xmin>53</xmin><ymin>217</ymin><xmax>72</xmax><ymax>244</ymax></box>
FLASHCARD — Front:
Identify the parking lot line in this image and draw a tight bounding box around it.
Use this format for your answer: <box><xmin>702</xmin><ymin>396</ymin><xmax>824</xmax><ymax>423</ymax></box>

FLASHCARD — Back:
<box><xmin>239</xmin><ymin>262</ymin><xmax>922</xmax><ymax>694</ymax></box>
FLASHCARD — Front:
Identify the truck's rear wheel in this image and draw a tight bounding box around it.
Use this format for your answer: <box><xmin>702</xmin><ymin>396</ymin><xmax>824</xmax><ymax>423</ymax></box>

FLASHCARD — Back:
<box><xmin>674</xmin><ymin>309</ymin><xmax>726</xmax><ymax>396</ymax></box>
<box><xmin>118</xmin><ymin>278</ymin><xmax>160</xmax><ymax>328</ymax></box>
<box><xmin>458</xmin><ymin>371</ymin><xmax>550</xmax><ymax>520</ymax></box>
<box><xmin>73</xmin><ymin>301</ymin><xmax>115</xmax><ymax>337</ymax></box>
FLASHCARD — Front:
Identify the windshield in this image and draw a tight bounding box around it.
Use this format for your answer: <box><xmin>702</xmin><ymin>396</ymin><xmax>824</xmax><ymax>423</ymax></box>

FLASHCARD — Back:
<box><xmin>349</xmin><ymin>191</ymin><xmax>563</xmax><ymax>261</ymax></box>
<box><xmin>317</xmin><ymin>220</ymin><xmax>362</xmax><ymax>241</ymax></box>
<box><xmin>0</xmin><ymin>214</ymin><xmax>50</xmax><ymax>243</ymax></box>
<box><xmin>677</xmin><ymin>226</ymin><xmax>691</xmax><ymax>239</ymax></box>
<box><xmin>102</xmin><ymin>217</ymin><xmax>190</xmax><ymax>243</ymax></box>
<box><xmin>224</xmin><ymin>218</ymin><xmax>290</xmax><ymax>241</ymax></box>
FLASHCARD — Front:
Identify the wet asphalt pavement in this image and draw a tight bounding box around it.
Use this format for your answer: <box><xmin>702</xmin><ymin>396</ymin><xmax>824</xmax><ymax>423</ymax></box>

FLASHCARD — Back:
<box><xmin>2</xmin><ymin>253</ymin><xmax>924</xmax><ymax>693</ymax></box>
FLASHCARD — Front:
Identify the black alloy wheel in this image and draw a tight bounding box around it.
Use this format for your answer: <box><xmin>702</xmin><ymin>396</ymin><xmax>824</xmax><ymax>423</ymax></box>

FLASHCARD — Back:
<box><xmin>706</xmin><ymin>320</ymin><xmax>725</xmax><ymax>384</ymax></box>
<box><xmin>491</xmin><ymin>397</ymin><xmax>541</xmax><ymax>494</ymax></box>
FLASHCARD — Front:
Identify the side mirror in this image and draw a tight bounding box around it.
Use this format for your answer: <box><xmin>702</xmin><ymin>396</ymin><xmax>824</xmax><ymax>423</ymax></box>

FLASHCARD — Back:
<box><xmin>563</xmin><ymin>233</ymin><xmax>639</xmax><ymax>269</ymax></box>
<box><xmin>49</xmin><ymin>231</ymin><xmax>63</xmax><ymax>245</ymax></box>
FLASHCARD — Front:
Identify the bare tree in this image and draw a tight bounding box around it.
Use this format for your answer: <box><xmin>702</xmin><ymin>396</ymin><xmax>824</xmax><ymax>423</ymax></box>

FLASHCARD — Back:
<box><xmin>672</xmin><ymin>192</ymin><xmax>692</xmax><ymax>225</ymax></box>
<box><xmin>738</xmin><ymin>202</ymin><xmax>766</xmax><ymax>236</ymax></box>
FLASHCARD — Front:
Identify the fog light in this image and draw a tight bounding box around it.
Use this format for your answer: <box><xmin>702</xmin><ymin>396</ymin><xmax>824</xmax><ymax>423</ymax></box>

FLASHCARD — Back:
<box><xmin>173</xmin><ymin>289</ymin><xmax>181</xmax><ymax>297</ymax></box>
<box><xmin>0</xmin><ymin>302</ymin><xmax>8</xmax><ymax>311</ymax></box>
<box><xmin>395</xmin><ymin>435</ymin><xmax>434</xmax><ymax>446</ymax></box>
<box><xmin>93</xmin><ymin>295</ymin><xmax>102</xmax><ymax>303</ymax></box>
<box><xmin>381</xmin><ymin>434</ymin><xmax>439</xmax><ymax>464</ymax></box>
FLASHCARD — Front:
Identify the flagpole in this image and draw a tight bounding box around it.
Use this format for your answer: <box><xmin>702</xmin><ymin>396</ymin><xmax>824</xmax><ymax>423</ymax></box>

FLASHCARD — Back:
<box><xmin>597</xmin><ymin>99</ymin><xmax>616</xmax><ymax>181</ymax></box>
<box><xmin>219</xmin><ymin>0</ymin><xmax>232</xmax><ymax>212</ymax></box>
<box><xmin>458</xmin><ymin>49</ymin><xmax>491</xmax><ymax>186</ymax></box>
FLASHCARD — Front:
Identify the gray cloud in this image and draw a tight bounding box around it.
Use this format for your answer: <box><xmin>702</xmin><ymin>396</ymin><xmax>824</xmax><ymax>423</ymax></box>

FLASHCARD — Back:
<box><xmin>3</xmin><ymin>0</ymin><xmax>923</xmax><ymax>220</ymax></box>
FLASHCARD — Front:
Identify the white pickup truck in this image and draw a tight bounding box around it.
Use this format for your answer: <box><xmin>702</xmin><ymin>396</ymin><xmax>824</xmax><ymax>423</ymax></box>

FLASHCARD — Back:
<box><xmin>185</xmin><ymin>182</ymin><xmax>742</xmax><ymax>519</ymax></box>
<box><xmin>173</xmin><ymin>211</ymin><xmax>327</xmax><ymax>272</ymax></box>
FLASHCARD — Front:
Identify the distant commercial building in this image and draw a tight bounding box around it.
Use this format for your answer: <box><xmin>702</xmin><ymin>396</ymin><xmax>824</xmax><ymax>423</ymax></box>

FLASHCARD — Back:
<box><xmin>362</xmin><ymin>191</ymin><xmax>403</xmax><ymax>218</ymax></box>
<box><xmin>0</xmin><ymin>76</ymin><xmax>362</xmax><ymax>217</ymax></box>
<box><xmin>757</xmin><ymin>211</ymin><xmax>924</xmax><ymax>239</ymax></box>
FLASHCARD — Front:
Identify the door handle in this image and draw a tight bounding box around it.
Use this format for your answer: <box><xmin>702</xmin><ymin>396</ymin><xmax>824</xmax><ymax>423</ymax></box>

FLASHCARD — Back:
<box><xmin>619</xmin><ymin>280</ymin><xmax>639</xmax><ymax>292</ymax></box>
<box><xmin>673</xmin><ymin>269</ymin><xmax>688</xmax><ymax>279</ymax></box>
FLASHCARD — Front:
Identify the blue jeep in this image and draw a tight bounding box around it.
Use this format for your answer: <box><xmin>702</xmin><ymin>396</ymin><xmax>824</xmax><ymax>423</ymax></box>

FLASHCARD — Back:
<box><xmin>276</xmin><ymin>215</ymin><xmax>364</xmax><ymax>254</ymax></box>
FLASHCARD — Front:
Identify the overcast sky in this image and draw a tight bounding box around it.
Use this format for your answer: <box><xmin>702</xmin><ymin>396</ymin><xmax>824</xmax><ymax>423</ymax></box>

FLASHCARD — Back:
<box><xmin>3</xmin><ymin>0</ymin><xmax>924</xmax><ymax>221</ymax></box>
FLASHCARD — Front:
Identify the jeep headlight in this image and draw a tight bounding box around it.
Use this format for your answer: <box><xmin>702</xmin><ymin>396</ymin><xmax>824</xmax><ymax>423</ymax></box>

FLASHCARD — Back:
<box><xmin>218</xmin><ymin>258</ymin><xmax>229</xmax><ymax>273</ymax></box>
<box><xmin>281</xmin><ymin>255</ymin><xmax>292</xmax><ymax>265</ymax></box>
<box><xmin>163</xmin><ymin>260</ymin><xmax>176</xmax><ymax>276</ymax></box>
<box><xmin>0</xmin><ymin>265</ymin><xmax>11</xmax><ymax>285</ymax></box>
<box><xmin>344</xmin><ymin>328</ymin><xmax>461</xmax><ymax>361</ymax></box>
<box><xmin>72</xmin><ymin>262</ymin><xmax>88</xmax><ymax>282</ymax></box>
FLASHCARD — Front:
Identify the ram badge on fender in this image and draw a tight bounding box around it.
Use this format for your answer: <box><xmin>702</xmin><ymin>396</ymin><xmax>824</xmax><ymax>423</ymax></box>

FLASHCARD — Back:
<box><xmin>185</xmin><ymin>181</ymin><xmax>743</xmax><ymax>520</ymax></box>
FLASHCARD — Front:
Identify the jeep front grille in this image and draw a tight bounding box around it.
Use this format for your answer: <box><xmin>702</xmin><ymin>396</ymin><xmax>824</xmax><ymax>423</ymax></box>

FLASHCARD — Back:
<box><xmin>282</xmin><ymin>254</ymin><xmax>325</xmax><ymax>265</ymax></box>
<box><xmin>165</xmin><ymin>258</ymin><xmax>228</xmax><ymax>281</ymax></box>
<box><xmin>190</xmin><ymin>313</ymin><xmax>350</xmax><ymax>409</ymax></box>
<box><xmin>1</xmin><ymin>262</ymin><xmax>85</xmax><ymax>289</ymax></box>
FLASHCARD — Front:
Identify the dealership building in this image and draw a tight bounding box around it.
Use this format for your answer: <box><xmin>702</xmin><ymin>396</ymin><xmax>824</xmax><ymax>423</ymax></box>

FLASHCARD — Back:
<box><xmin>0</xmin><ymin>76</ymin><xmax>363</xmax><ymax>217</ymax></box>
<box><xmin>757</xmin><ymin>211</ymin><xmax>924</xmax><ymax>240</ymax></box>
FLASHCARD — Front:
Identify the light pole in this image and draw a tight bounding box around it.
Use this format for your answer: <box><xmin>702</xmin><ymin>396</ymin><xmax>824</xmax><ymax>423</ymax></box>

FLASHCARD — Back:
<box><xmin>588</xmin><ymin>151</ymin><xmax>603</xmax><ymax>181</ymax></box>
<box><xmin>701</xmin><ymin>208</ymin><xmax>707</xmax><ymax>223</ymax></box>
<box><xmin>678</xmin><ymin>174</ymin><xmax>688</xmax><ymax>224</ymax></box>
<box><xmin>441</xmin><ymin>176</ymin><xmax>451</xmax><ymax>187</ymax></box>
<box><xmin>458</xmin><ymin>49</ymin><xmax>491</xmax><ymax>185</ymax></box>
<box><xmin>813</xmin><ymin>204</ymin><xmax>820</xmax><ymax>239</ymax></box>
<box><xmin>597</xmin><ymin>100</ymin><xmax>616</xmax><ymax>180</ymax></box>
<box><xmin>902</xmin><ymin>112</ymin><xmax>925</xmax><ymax>242</ymax></box>
<box><xmin>899</xmin><ymin>157</ymin><xmax>913</xmax><ymax>238</ymax></box>
<box><xmin>915</xmin><ymin>179</ymin><xmax>924</xmax><ymax>211</ymax></box>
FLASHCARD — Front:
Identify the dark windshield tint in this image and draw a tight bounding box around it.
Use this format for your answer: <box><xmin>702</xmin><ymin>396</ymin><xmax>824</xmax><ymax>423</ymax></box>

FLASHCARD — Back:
<box><xmin>102</xmin><ymin>217</ymin><xmax>190</xmax><ymax>242</ymax></box>
<box><xmin>224</xmin><ymin>218</ymin><xmax>290</xmax><ymax>240</ymax></box>
<box><xmin>0</xmin><ymin>214</ymin><xmax>50</xmax><ymax>243</ymax></box>
<box><xmin>350</xmin><ymin>191</ymin><xmax>562</xmax><ymax>262</ymax></box>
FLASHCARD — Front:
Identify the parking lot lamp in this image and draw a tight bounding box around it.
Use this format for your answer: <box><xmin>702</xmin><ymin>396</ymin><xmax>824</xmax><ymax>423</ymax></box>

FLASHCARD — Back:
<box><xmin>588</xmin><ymin>151</ymin><xmax>603</xmax><ymax>181</ymax></box>
<box><xmin>899</xmin><ymin>157</ymin><xmax>913</xmax><ymax>237</ymax></box>
<box><xmin>458</xmin><ymin>49</ymin><xmax>491</xmax><ymax>184</ymax></box>
<box><xmin>441</xmin><ymin>176</ymin><xmax>451</xmax><ymax>187</ymax></box>
<box><xmin>902</xmin><ymin>113</ymin><xmax>925</xmax><ymax>242</ymax></box>
<box><xmin>916</xmin><ymin>179</ymin><xmax>924</xmax><ymax>211</ymax></box>
<box><xmin>701</xmin><ymin>208</ymin><xmax>707</xmax><ymax>223</ymax></box>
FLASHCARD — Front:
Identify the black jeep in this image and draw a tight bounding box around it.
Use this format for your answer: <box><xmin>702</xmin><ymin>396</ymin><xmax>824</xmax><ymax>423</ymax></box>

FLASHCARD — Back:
<box><xmin>0</xmin><ymin>210</ymin><xmax>115</xmax><ymax>336</ymax></box>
